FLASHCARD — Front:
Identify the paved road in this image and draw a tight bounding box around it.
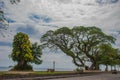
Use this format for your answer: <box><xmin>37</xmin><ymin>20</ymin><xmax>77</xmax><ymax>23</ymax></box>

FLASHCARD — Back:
<box><xmin>48</xmin><ymin>73</ymin><xmax>120</xmax><ymax>80</ymax></box>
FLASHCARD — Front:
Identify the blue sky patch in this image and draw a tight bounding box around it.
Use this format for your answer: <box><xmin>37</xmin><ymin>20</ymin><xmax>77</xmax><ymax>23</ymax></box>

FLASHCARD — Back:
<box><xmin>29</xmin><ymin>14</ymin><xmax>52</xmax><ymax>23</ymax></box>
<box><xmin>0</xmin><ymin>41</ymin><xmax>12</xmax><ymax>47</ymax></box>
<box><xmin>96</xmin><ymin>0</ymin><xmax>119</xmax><ymax>4</ymax></box>
<box><xmin>42</xmin><ymin>24</ymin><xmax>58</xmax><ymax>28</ymax></box>
<box><xmin>111</xmin><ymin>0</ymin><xmax>119</xmax><ymax>3</ymax></box>
<box><xmin>16</xmin><ymin>25</ymin><xmax>36</xmax><ymax>35</ymax></box>
<box><xmin>0</xmin><ymin>1</ymin><xmax>4</xmax><ymax>8</ymax></box>
<box><xmin>31</xmin><ymin>14</ymin><xmax>40</xmax><ymax>20</ymax></box>
<box><xmin>6</xmin><ymin>18</ymin><xmax>16</xmax><ymax>23</ymax></box>
<box><xmin>116</xmin><ymin>31</ymin><xmax>120</xmax><ymax>34</ymax></box>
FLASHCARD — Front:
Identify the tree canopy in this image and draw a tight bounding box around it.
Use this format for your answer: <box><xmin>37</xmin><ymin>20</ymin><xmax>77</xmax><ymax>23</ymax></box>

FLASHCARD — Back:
<box><xmin>41</xmin><ymin>26</ymin><xmax>117</xmax><ymax>70</ymax></box>
<box><xmin>11</xmin><ymin>32</ymin><xmax>33</xmax><ymax>70</ymax></box>
<box><xmin>10</xmin><ymin>32</ymin><xmax>43</xmax><ymax>70</ymax></box>
<box><xmin>97</xmin><ymin>44</ymin><xmax>120</xmax><ymax>71</ymax></box>
<box><xmin>31</xmin><ymin>42</ymin><xmax>42</xmax><ymax>65</ymax></box>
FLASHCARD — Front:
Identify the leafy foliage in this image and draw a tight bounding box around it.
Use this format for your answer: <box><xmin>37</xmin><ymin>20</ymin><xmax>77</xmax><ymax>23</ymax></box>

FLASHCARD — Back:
<box><xmin>41</xmin><ymin>26</ymin><xmax>117</xmax><ymax>70</ymax></box>
<box><xmin>0</xmin><ymin>7</ymin><xmax>8</xmax><ymax>37</ymax></box>
<box><xmin>0</xmin><ymin>0</ymin><xmax>20</xmax><ymax>37</ymax></box>
<box><xmin>31</xmin><ymin>42</ymin><xmax>42</xmax><ymax>65</ymax></box>
<box><xmin>97</xmin><ymin>44</ymin><xmax>120</xmax><ymax>71</ymax></box>
<box><xmin>11</xmin><ymin>32</ymin><xmax>33</xmax><ymax>70</ymax></box>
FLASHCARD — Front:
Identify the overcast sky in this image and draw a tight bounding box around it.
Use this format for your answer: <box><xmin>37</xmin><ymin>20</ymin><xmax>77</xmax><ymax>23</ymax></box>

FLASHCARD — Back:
<box><xmin>0</xmin><ymin>0</ymin><xmax>120</xmax><ymax>70</ymax></box>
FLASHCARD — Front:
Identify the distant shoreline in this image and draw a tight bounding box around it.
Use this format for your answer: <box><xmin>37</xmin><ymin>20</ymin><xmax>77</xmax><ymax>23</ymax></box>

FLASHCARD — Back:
<box><xmin>0</xmin><ymin>67</ymin><xmax>74</xmax><ymax>71</ymax></box>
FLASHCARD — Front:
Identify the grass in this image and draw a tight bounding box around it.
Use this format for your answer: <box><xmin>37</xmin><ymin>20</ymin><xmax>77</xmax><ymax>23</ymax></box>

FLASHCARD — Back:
<box><xmin>0</xmin><ymin>71</ymin><xmax>76</xmax><ymax>79</ymax></box>
<box><xmin>0</xmin><ymin>71</ymin><xmax>7</xmax><ymax>75</ymax></box>
<box><xmin>0</xmin><ymin>71</ymin><xmax>78</xmax><ymax>79</ymax></box>
<box><xmin>34</xmin><ymin>71</ymin><xmax>75</xmax><ymax>75</ymax></box>
<box><xmin>0</xmin><ymin>71</ymin><xmax>75</xmax><ymax>76</ymax></box>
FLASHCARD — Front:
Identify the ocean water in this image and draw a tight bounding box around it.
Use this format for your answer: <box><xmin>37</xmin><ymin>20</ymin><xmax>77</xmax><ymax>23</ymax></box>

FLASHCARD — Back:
<box><xmin>34</xmin><ymin>67</ymin><xmax>74</xmax><ymax>71</ymax></box>
<box><xmin>0</xmin><ymin>67</ymin><xmax>46</xmax><ymax>71</ymax></box>
<box><xmin>0</xmin><ymin>67</ymin><xmax>11</xmax><ymax>71</ymax></box>
<box><xmin>0</xmin><ymin>67</ymin><xmax>74</xmax><ymax>71</ymax></box>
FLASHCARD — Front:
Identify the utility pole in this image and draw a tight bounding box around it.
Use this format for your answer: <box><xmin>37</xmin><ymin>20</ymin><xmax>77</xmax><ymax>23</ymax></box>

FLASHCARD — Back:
<box><xmin>53</xmin><ymin>61</ymin><xmax>55</xmax><ymax>71</ymax></box>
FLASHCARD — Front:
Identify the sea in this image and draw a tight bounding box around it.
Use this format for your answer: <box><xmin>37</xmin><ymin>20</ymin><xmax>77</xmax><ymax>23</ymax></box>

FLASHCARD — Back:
<box><xmin>0</xmin><ymin>67</ymin><xmax>74</xmax><ymax>71</ymax></box>
<box><xmin>0</xmin><ymin>67</ymin><xmax>11</xmax><ymax>71</ymax></box>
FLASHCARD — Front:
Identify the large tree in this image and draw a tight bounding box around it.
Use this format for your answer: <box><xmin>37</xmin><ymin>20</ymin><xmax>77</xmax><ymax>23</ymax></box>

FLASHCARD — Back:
<box><xmin>41</xmin><ymin>26</ymin><xmax>116</xmax><ymax>70</ymax></box>
<box><xmin>97</xmin><ymin>44</ymin><xmax>120</xmax><ymax>71</ymax></box>
<box><xmin>11</xmin><ymin>32</ymin><xmax>33</xmax><ymax>70</ymax></box>
<box><xmin>97</xmin><ymin>44</ymin><xmax>115</xmax><ymax>71</ymax></box>
<box><xmin>72</xmin><ymin>26</ymin><xmax>115</xmax><ymax>70</ymax></box>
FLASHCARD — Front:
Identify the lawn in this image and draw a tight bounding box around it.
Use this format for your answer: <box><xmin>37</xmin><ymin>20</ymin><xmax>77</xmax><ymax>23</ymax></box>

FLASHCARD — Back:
<box><xmin>0</xmin><ymin>71</ymin><xmax>75</xmax><ymax>76</ymax></box>
<box><xmin>34</xmin><ymin>71</ymin><xmax>75</xmax><ymax>75</ymax></box>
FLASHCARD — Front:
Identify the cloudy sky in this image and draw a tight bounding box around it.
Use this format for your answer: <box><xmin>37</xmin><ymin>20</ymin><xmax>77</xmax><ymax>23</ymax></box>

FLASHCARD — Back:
<box><xmin>0</xmin><ymin>0</ymin><xmax>120</xmax><ymax>70</ymax></box>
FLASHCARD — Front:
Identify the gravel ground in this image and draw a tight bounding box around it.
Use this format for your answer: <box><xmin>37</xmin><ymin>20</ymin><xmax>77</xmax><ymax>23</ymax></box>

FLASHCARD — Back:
<box><xmin>48</xmin><ymin>73</ymin><xmax>120</xmax><ymax>80</ymax></box>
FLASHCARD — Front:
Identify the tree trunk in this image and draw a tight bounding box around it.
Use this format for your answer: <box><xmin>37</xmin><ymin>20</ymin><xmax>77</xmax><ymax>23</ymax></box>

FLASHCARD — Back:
<box><xmin>18</xmin><ymin>60</ymin><xmax>27</xmax><ymax>67</ymax></box>
<box><xmin>105</xmin><ymin>64</ymin><xmax>108</xmax><ymax>71</ymax></box>
<box><xmin>110</xmin><ymin>65</ymin><xmax>112</xmax><ymax>71</ymax></box>
<box><xmin>84</xmin><ymin>52</ymin><xmax>99</xmax><ymax>70</ymax></box>
<box><xmin>90</xmin><ymin>63</ymin><xmax>94</xmax><ymax>70</ymax></box>
<box><xmin>95</xmin><ymin>64</ymin><xmax>99</xmax><ymax>70</ymax></box>
<box><xmin>90</xmin><ymin>62</ymin><xmax>99</xmax><ymax>70</ymax></box>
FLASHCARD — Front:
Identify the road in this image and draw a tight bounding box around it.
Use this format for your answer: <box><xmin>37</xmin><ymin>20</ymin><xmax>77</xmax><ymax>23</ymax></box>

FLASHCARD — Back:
<box><xmin>48</xmin><ymin>73</ymin><xmax>120</xmax><ymax>80</ymax></box>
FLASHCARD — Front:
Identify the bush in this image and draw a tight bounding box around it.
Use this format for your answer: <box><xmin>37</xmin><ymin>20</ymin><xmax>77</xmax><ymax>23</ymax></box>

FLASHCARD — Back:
<box><xmin>10</xmin><ymin>64</ymin><xmax>33</xmax><ymax>71</ymax></box>
<box><xmin>75</xmin><ymin>67</ymin><xmax>83</xmax><ymax>73</ymax></box>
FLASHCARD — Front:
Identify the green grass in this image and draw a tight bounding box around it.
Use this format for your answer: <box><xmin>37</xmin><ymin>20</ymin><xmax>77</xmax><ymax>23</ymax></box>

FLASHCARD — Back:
<box><xmin>0</xmin><ymin>71</ymin><xmax>75</xmax><ymax>76</ymax></box>
<box><xmin>0</xmin><ymin>71</ymin><xmax>76</xmax><ymax>79</ymax></box>
<box><xmin>0</xmin><ymin>71</ymin><xmax>6</xmax><ymax>74</ymax></box>
<box><xmin>34</xmin><ymin>71</ymin><xmax>74</xmax><ymax>75</ymax></box>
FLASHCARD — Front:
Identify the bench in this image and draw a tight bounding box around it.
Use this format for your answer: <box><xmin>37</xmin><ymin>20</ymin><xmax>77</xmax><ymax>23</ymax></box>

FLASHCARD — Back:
<box><xmin>47</xmin><ymin>69</ymin><xmax>55</xmax><ymax>72</ymax></box>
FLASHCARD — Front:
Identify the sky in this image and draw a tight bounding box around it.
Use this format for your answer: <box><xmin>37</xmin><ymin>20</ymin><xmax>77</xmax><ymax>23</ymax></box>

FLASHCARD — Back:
<box><xmin>0</xmin><ymin>0</ymin><xmax>120</xmax><ymax>70</ymax></box>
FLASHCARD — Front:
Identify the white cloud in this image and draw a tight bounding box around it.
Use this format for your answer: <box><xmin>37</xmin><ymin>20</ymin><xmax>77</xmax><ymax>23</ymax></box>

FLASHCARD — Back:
<box><xmin>4</xmin><ymin>0</ymin><xmax>120</xmax><ymax>30</ymax></box>
<box><xmin>0</xmin><ymin>46</ymin><xmax>14</xmax><ymax>66</ymax></box>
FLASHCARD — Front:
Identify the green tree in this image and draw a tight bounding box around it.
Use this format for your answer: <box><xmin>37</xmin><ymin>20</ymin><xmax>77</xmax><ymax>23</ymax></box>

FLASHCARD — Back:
<box><xmin>41</xmin><ymin>26</ymin><xmax>116</xmax><ymax>70</ymax></box>
<box><xmin>11</xmin><ymin>32</ymin><xmax>33</xmax><ymax>70</ymax></box>
<box><xmin>31</xmin><ymin>42</ymin><xmax>42</xmax><ymax>65</ymax></box>
<box><xmin>41</xmin><ymin>27</ymin><xmax>86</xmax><ymax>67</ymax></box>
<box><xmin>72</xmin><ymin>26</ymin><xmax>115</xmax><ymax>70</ymax></box>
<box><xmin>97</xmin><ymin>44</ymin><xmax>120</xmax><ymax>71</ymax></box>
